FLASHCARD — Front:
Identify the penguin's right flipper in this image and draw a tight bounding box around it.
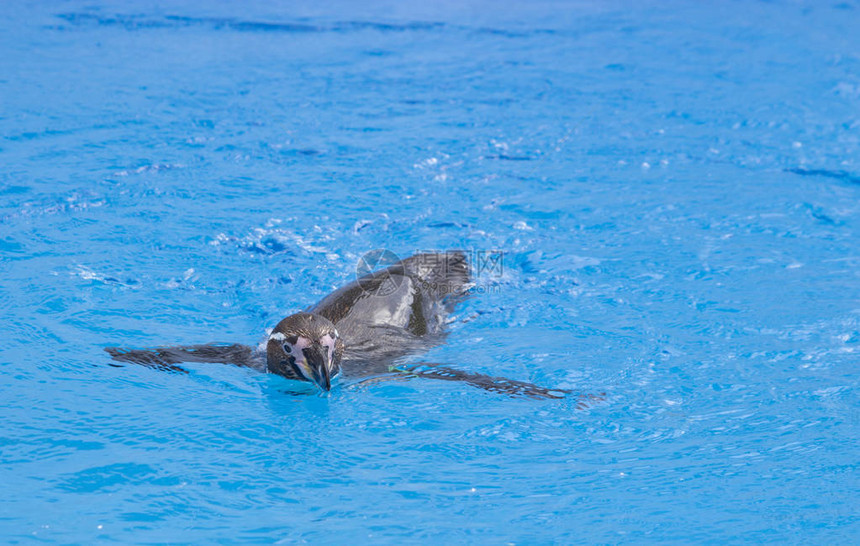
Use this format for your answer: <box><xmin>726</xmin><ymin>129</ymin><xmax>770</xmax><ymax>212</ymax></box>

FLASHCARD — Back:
<box><xmin>390</xmin><ymin>362</ymin><xmax>604</xmax><ymax>407</ymax></box>
<box><xmin>399</xmin><ymin>362</ymin><xmax>571</xmax><ymax>400</ymax></box>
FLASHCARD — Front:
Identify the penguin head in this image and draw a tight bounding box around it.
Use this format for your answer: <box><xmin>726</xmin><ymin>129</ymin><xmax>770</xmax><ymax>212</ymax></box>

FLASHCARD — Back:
<box><xmin>266</xmin><ymin>313</ymin><xmax>342</xmax><ymax>391</ymax></box>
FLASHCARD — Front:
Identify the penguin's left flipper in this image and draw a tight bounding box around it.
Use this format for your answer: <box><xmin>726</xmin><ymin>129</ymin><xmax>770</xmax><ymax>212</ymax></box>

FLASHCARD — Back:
<box><xmin>104</xmin><ymin>343</ymin><xmax>262</xmax><ymax>373</ymax></box>
<box><xmin>394</xmin><ymin>362</ymin><xmax>581</xmax><ymax>401</ymax></box>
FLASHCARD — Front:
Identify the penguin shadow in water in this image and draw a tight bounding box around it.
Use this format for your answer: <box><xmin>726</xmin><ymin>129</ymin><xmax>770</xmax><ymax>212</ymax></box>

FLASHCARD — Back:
<box><xmin>106</xmin><ymin>252</ymin><xmax>601</xmax><ymax>407</ymax></box>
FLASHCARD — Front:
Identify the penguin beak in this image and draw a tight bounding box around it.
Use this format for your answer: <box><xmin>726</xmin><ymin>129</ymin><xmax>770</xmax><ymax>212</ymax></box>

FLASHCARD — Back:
<box><xmin>303</xmin><ymin>343</ymin><xmax>332</xmax><ymax>391</ymax></box>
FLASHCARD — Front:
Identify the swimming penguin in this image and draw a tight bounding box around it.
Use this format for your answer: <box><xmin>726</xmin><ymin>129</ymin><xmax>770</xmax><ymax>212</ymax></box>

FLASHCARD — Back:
<box><xmin>106</xmin><ymin>252</ymin><xmax>569</xmax><ymax>399</ymax></box>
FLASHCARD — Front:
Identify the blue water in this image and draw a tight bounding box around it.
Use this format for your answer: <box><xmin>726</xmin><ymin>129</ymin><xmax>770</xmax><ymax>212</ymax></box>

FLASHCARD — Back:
<box><xmin>2</xmin><ymin>0</ymin><xmax>858</xmax><ymax>542</ymax></box>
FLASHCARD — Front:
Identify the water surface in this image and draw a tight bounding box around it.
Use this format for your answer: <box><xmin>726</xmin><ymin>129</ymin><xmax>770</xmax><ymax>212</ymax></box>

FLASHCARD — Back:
<box><xmin>1</xmin><ymin>0</ymin><xmax>858</xmax><ymax>542</ymax></box>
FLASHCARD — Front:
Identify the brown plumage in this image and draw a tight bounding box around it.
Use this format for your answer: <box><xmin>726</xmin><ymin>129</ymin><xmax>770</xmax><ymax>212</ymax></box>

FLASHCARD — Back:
<box><xmin>106</xmin><ymin>252</ymin><xmax>573</xmax><ymax>399</ymax></box>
